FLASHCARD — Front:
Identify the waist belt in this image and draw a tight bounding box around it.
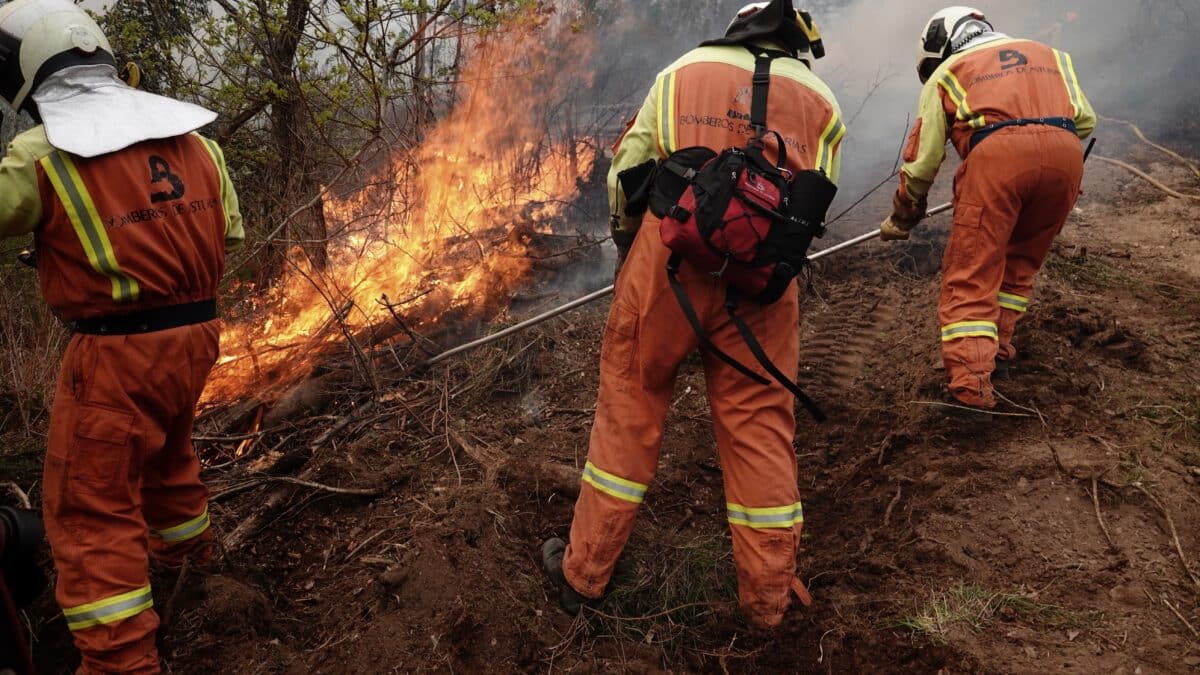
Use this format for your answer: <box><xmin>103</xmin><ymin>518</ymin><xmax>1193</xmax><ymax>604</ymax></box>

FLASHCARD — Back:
<box><xmin>72</xmin><ymin>300</ymin><xmax>218</xmax><ymax>335</ymax></box>
<box><xmin>970</xmin><ymin>117</ymin><xmax>1077</xmax><ymax>150</ymax></box>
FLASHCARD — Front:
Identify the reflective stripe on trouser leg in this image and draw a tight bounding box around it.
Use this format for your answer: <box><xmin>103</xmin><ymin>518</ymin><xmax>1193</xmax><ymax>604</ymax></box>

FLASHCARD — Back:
<box><xmin>62</xmin><ymin>586</ymin><xmax>153</xmax><ymax>632</ymax></box>
<box><xmin>941</xmin><ymin>321</ymin><xmax>998</xmax><ymax>342</ymax></box>
<box><xmin>150</xmin><ymin>507</ymin><xmax>210</xmax><ymax>544</ymax></box>
<box><xmin>727</xmin><ymin>502</ymin><xmax>804</xmax><ymax>529</ymax></box>
<box><xmin>997</xmin><ymin>292</ymin><xmax>1030</xmax><ymax>313</ymax></box>
<box><xmin>580</xmin><ymin>462</ymin><xmax>648</xmax><ymax>504</ymax></box>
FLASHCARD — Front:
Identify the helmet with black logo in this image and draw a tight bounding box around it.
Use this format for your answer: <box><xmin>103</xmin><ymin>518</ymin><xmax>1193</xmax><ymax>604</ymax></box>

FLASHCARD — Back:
<box><xmin>0</xmin><ymin>0</ymin><xmax>116</xmax><ymax>118</ymax></box>
<box><xmin>707</xmin><ymin>1</ymin><xmax>825</xmax><ymax>64</ymax></box>
<box><xmin>916</xmin><ymin>6</ymin><xmax>993</xmax><ymax>83</ymax></box>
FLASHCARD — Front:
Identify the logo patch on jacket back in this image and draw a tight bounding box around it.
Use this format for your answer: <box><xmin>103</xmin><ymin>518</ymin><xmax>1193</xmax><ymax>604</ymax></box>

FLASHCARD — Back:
<box><xmin>148</xmin><ymin>156</ymin><xmax>186</xmax><ymax>203</ymax></box>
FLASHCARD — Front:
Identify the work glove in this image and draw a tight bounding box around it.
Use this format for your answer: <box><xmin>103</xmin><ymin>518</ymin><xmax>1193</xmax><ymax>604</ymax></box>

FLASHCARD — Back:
<box><xmin>880</xmin><ymin>216</ymin><xmax>915</xmax><ymax>242</ymax></box>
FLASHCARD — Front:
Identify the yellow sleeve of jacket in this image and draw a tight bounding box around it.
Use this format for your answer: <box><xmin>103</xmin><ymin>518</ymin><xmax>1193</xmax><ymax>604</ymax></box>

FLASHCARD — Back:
<box><xmin>608</xmin><ymin>84</ymin><xmax>661</xmax><ymax>234</ymax></box>
<box><xmin>1054</xmin><ymin>48</ymin><xmax>1096</xmax><ymax>139</ymax></box>
<box><xmin>895</xmin><ymin>79</ymin><xmax>949</xmax><ymax>219</ymax></box>
<box><xmin>195</xmin><ymin>134</ymin><xmax>245</xmax><ymax>251</ymax></box>
<box><xmin>0</xmin><ymin>129</ymin><xmax>50</xmax><ymax>238</ymax></box>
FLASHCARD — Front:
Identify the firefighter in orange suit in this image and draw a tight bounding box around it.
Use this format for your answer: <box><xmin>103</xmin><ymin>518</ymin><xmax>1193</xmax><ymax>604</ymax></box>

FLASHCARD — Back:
<box><xmin>881</xmin><ymin>6</ymin><xmax>1095</xmax><ymax>411</ymax></box>
<box><xmin>0</xmin><ymin>2</ymin><xmax>243</xmax><ymax>672</ymax></box>
<box><xmin>543</xmin><ymin>0</ymin><xmax>844</xmax><ymax>629</ymax></box>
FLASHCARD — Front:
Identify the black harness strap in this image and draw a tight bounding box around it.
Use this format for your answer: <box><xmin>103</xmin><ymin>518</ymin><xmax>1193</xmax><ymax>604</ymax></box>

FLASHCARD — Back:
<box><xmin>749</xmin><ymin>51</ymin><xmax>774</xmax><ymax>141</ymax></box>
<box><xmin>725</xmin><ymin>293</ymin><xmax>826</xmax><ymax>422</ymax></box>
<box><xmin>660</xmin><ymin>49</ymin><xmax>825</xmax><ymax>422</ymax></box>
<box><xmin>969</xmin><ymin>116</ymin><xmax>1077</xmax><ymax>151</ymax></box>
<box><xmin>667</xmin><ymin>254</ymin><xmax>770</xmax><ymax>387</ymax></box>
<box><xmin>747</xmin><ymin>48</ymin><xmax>792</xmax><ymax>149</ymax></box>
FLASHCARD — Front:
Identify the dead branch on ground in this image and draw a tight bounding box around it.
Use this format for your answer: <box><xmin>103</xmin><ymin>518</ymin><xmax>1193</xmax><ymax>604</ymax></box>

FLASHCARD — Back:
<box><xmin>1133</xmin><ymin>484</ymin><xmax>1200</xmax><ymax>594</ymax></box>
<box><xmin>1101</xmin><ymin>115</ymin><xmax>1200</xmax><ymax>179</ymax></box>
<box><xmin>1094</xmin><ymin>156</ymin><xmax>1200</xmax><ymax>202</ymax></box>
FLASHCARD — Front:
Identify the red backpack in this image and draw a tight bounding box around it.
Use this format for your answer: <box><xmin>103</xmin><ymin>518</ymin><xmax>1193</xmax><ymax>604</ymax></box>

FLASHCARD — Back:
<box><xmin>618</xmin><ymin>48</ymin><xmax>838</xmax><ymax>421</ymax></box>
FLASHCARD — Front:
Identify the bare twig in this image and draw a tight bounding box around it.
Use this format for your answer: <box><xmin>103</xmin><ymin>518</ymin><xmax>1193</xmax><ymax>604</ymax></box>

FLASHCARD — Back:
<box><xmin>193</xmin><ymin>428</ymin><xmax>278</xmax><ymax>443</ymax></box>
<box><xmin>222</xmin><ymin>400</ymin><xmax>377</xmax><ymax>551</ymax></box>
<box><xmin>883</xmin><ymin>487</ymin><xmax>903</xmax><ymax>528</ymax></box>
<box><xmin>1094</xmin><ymin>156</ymin><xmax>1200</xmax><ymax>201</ymax></box>
<box><xmin>995</xmin><ymin>390</ymin><xmax>1048</xmax><ymax>427</ymax></box>
<box><xmin>1100</xmin><ymin>115</ymin><xmax>1200</xmax><ymax>179</ymax></box>
<box><xmin>159</xmin><ymin>555</ymin><xmax>192</xmax><ymax>633</ymax></box>
<box><xmin>2</xmin><ymin>482</ymin><xmax>31</xmax><ymax>509</ymax></box>
<box><xmin>909</xmin><ymin>401</ymin><xmax>1033</xmax><ymax>418</ymax></box>
<box><xmin>1134</xmin><ymin>484</ymin><xmax>1200</xmax><ymax>592</ymax></box>
<box><xmin>585</xmin><ymin>600</ymin><xmax>731</xmax><ymax>622</ymax></box>
<box><xmin>341</xmin><ymin>528</ymin><xmax>391</xmax><ymax>563</ymax></box>
<box><xmin>263</xmin><ymin>476</ymin><xmax>381</xmax><ymax>496</ymax></box>
<box><xmin>1090</xmin><ymin>478</ymin><xmax>1121</xmax><ymax>554</ymax></box>
<box><xmin>1161</xmin><ymin>595</ymin><xmax>1200</xmax><ymax>638</ymax></box>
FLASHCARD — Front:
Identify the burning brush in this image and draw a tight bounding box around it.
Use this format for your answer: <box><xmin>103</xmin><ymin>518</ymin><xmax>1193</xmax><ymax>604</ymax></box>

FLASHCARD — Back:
<box><xmin>204</xmin><ymin>7</ymin><xmax>598</xmax><ymax>406</ymax></box>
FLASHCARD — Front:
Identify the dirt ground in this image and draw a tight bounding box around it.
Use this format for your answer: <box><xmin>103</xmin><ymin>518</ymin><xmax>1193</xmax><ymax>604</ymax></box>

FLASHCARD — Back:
<box><xmin>25</xmin><ymin>133</ymin><xmax>1200</xmax><ymax>673</ymax></box>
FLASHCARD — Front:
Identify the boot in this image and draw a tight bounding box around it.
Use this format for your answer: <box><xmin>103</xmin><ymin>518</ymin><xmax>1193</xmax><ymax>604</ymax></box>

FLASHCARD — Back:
<box><xmin>541</xmin><ymin>538</ymin><xmax>592</xmax><ymax>615</ymax></box>
<box><xmin>993</xmin><ymin>358</ymin><xmax>1016</xmax><ymax>380</ymax></box>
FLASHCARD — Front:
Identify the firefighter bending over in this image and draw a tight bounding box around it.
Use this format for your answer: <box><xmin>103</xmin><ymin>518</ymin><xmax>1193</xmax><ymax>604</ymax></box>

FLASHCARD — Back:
<box><xmin>0</xmin><ymin>1</ymin><xmax>243</xmax><ymax>672</ymax></box>
<box><xmin>543</xmin><ymin>0</ymin><xmax>845</xmax><ymax>629</ymax></box>
<box><xmin>881</xmin><ymin>6</ymin><xmax>1095</xmax><ymax>412</ymax></box>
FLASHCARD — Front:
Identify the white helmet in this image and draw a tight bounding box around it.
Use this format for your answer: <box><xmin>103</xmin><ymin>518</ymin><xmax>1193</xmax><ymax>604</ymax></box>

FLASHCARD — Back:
<box><xmin>0</xmin><ymin>0</ymin><xmax>115</xmax><ymax>117</ymax></box>
<box><xmin>0</xmin><ymin>0</ymin><xmax>215</xmax><ymax>157</ymax></box>
<box><xmin>916</xmin><ymin>6</ymin><xmax>992</xmax><ymax>83</ymax></box>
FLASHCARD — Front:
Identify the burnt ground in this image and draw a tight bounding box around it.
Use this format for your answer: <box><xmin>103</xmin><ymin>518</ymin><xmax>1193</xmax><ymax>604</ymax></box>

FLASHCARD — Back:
<box><xmin>22</xmin><ymin>134</ymin><xmax>1200</xmax><ymax>673</ymax></box>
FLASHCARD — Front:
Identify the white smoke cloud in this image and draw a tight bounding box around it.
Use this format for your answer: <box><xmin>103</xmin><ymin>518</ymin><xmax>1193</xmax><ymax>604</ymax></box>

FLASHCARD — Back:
<box><xmin>599</xmin><ymin>0</ymin><xmax>1199</xmax><ymax>207</ymax></box>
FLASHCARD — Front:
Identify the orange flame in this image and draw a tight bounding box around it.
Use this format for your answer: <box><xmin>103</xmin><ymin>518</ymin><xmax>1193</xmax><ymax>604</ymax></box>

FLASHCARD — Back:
<box><xmin>204</xmin><ymin>8</ymin><xmax>596</xmax><ymax>404</ymax></box>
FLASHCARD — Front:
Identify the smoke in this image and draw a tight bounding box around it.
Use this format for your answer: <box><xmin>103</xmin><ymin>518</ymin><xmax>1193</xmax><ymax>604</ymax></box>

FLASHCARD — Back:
<box><xmin>590</xmin><ymin>0</ymin><xmax>1200</xmax><ymax>223</ymax></box>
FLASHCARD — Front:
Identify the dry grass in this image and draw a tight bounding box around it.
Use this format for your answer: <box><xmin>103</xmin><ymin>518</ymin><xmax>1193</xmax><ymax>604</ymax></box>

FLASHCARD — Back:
<box><xmin>0</xmin><ymin>263</ymin><xmax>67</xmax><ymax>482</ymax></box>
<box><xmin>585</xmin><ymin>532</ymin><xmax>737</xmax><ymax>652</ymax></box>
<box><xmin>895</xmin><ymin>584</ymin><xmax>1094</xmax><ymax>645</ymax></box>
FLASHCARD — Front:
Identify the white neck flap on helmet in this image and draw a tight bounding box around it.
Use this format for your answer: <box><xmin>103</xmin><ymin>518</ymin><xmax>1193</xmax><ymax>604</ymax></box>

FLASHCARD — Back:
<box><xmin>33</xmin><ymin>65</ymin><xmax>216</xmax><ymax>159</ymax></box>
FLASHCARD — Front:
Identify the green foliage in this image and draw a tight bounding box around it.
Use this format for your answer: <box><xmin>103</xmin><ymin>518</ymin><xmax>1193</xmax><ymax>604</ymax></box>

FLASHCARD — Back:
<box><xmin>95</xmin><ymin>0</ymin><xmax>211</xmax><ymax>95</ymax></box>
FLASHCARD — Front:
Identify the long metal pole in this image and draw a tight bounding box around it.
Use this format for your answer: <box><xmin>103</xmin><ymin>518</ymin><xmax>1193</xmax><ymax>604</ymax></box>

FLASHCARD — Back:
<box><xmin>425</xmin><ymin>201</ymin><xmax>954</xmax><ymax>366</ymax></box>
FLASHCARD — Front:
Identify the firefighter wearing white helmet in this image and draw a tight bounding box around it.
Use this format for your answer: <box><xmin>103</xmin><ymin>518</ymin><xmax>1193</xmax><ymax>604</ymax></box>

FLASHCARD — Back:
<box><xmin>881</xmin><ymin>6</ymin><xmax>1096</xmax><ymax>413</ymax></box>
<box><xmin>0</xmin><ymin>1</ymin><xmax>243</xmax><ymax>672</ymax></box>
<box><xmin>913</xmin><ymin>6</ymin><xmax>1005</xmax><ymax>84</ymax></box>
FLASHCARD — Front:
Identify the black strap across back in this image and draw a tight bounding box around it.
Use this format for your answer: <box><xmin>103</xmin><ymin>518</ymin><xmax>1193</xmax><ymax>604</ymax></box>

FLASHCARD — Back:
<box><xmin>663</xmin><ymin>48</ymin><xmax>826</xmax><ymax>422</ymax></box>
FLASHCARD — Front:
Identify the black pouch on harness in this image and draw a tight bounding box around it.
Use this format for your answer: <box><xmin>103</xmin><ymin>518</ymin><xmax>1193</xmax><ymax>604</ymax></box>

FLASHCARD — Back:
<box><xmin>648</xmin><ymin>147</ymin><xmax>718</xmax><ymax>219</ymax></box>
<box><xmin>616</xmin><ymin>159</ymin><xmax>660</xmax><ymax>218</ymax></box>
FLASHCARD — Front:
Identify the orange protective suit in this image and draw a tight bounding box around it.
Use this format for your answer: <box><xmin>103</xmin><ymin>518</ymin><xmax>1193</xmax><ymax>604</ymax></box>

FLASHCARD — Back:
<box><xmin>894</xmin><ymin>38</ymin><xmax>1094</xmax><ymax>407</ymax></box>
<box><xmin>563</xmin><ymin>43</ymin><xmax>843</xmax><ymax>628</ymax></box>
<box><xmin>0</xmin><ymin>126</ymin><xmax>243</xmax><ymax>674</ymax></box>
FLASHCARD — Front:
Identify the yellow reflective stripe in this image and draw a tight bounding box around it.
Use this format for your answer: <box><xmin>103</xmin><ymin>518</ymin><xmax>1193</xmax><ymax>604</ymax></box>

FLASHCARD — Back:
<box><xmin>581</xmin><ymin>461</ymin><xmax>647</xmax><ymax>504</ymax></box>
<box><xmin>151</xmin><ymin>508</ymin><xmax>210</xmax><ymax>544</ymax></box>
<box><xmin>998</xmin><ymin>292</ymin><xmax>1030</xmax><ymax>313</ymax></box>
<box><xmin>656</xmin><ymin>71</ymin><xmax>677</xmax><ymax>157</ymax></box>
<box><xmin>815</xmin><ymin>114</ymin><xmax>846</xmax><ymax>177</ymax></box>
<box><xmin>941</xmin><ymin>321</ymin><xmax>999</xmax><ymax>342</ymax></box>
<box><xmin>939</xmin><ymin>72</ymin><xmax>986</xmax><ymax>130</ymax></box>
<box><xmin>1053</xmin><ymin>49</ymin><xmax>1083</xmax><ymax>118</ymax></box>
<box><xmin>727</xmin><ymin>501</ymin><xmax>804</xmax><ymax>529</ymax></box>
<box><xmin>62</xmin><ymin>585</ymin><xmax>153</xmax><ymax>631</ymax></box>
<box><xmin>40</xmin><ymin>152</ymin><xmax>140</xmax><ymax>303</ymax></box>
<box><xmin>194</xmin><ymin>134</ymin><xmax>231</xmax><ymax>233</ymax></box>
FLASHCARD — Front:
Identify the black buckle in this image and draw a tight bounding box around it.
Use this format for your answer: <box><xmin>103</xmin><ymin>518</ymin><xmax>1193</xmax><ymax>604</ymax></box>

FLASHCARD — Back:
<box><xmin>668</xmin><ymin>204</ymin><xmax>692</xmax><ymax>222</ymax></box>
